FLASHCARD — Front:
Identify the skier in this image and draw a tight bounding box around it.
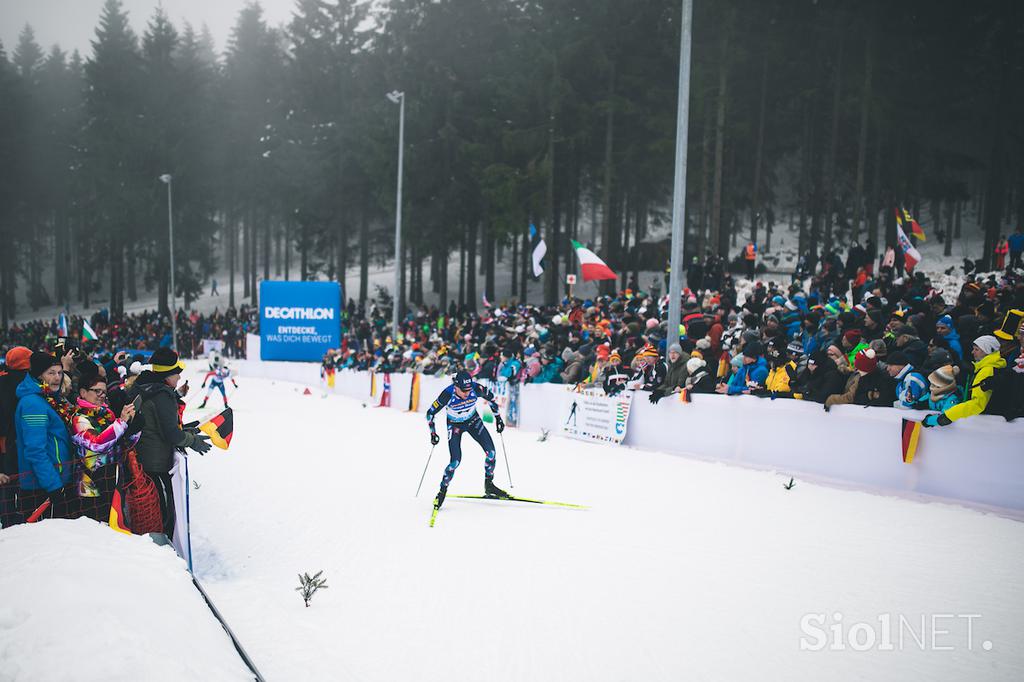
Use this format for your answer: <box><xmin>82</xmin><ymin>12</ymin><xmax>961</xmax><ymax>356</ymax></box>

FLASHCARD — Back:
<box><xmin>426</xmin><ymin>370</ymin><xmax>506</xmax><ymax>510</ymax></box>
<box><xmin>199</xmin><ymin>363</ymin><xmax>237</xmax><ymax>409</ymax></box>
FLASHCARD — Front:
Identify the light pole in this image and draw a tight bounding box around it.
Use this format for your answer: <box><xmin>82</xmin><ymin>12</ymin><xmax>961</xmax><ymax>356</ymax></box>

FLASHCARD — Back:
<box><xmin>666</xmin><ymin>0</ymin><xmax>694</xmax><ymax>345</ymax></box>
<box><xmin>159</xmin><ymin>173</ymin><xmax>178</xmax><ymax>352</ymax></box>
<box><xmin>387</xmin><ymin>90</ymin><xmax>404</xmax><ymax>342</ymax></box>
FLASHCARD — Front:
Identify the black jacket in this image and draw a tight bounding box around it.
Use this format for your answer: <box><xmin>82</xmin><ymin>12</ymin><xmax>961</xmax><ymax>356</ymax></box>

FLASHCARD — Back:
<box><xmin>800</xmin><ymin>363</ymin><xmax>847</xmax><ymax>404</ymax></box>
<box><xmin>132</xmin><ymin>372</ymin><xmax>199</xmax><ymax>474</ymax></box>
<box><xmin>0</xmin><ymin>368</ymin><xmax>26</xmax><ymax>475</ymax></box>
<box><xmin>853</xmin><ymin>370</ymin><xmax>897</xmax><ymax>407</ymax></box>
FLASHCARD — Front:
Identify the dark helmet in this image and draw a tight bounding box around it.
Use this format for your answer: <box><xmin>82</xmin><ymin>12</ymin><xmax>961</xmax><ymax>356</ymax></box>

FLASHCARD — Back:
<box><xmin>453</xmin><ymin>370</ymin><xmax>473</xmax><ymax>390</ymax></box>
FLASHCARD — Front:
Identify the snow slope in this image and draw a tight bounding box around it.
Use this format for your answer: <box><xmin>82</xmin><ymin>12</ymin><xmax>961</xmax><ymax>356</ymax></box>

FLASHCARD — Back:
<box><xmin>181</xmin><ymin>367</ymin><xmax>1024</xmax><ymax>682</ymax></box>
<box><xmin>0</xmin><ymin>518</ymin><xmax>252</xmax><ymax>682</ymax></box>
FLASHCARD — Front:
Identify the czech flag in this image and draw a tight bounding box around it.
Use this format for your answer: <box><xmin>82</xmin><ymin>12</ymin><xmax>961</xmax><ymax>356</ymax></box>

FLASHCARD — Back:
<box><xmin>896</xmin><ymin>224</ymin><xmax>922</xmax><ymax>272</ymax></box>
<box><xmin>901</xmin><ymin>418</ymin><xmax>921</xmax><ymax>464</ymax></box>
<box><xmin>199</xmin><ymin>407</ymin><xmax>234</xmax><ymax>450</ymax></box>
<box><xmin>571</xmin><ymin>240</ymin><xmax>617</xmax><ymax>281</ymax></box>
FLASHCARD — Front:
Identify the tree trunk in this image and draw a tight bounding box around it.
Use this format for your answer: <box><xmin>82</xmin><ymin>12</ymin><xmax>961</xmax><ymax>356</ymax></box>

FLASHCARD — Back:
<box><xmin>853</xmin><ymin>26</ymin><xmax>873</xmax><ymax>245</ymax></box>
<box><xmin>250</xmin><ymin>213</ymin><xmax>258</xmax><ymax>304</ymax></box>
<box><xmin>359</xmin><ymin>214</ymin><xmax>369</xmax><ymax>301</ymax></box>
<box><xmin>750</xmin><ymin>59</ymin><xmax>768</xmax><ymax>245</ymax></box>
<box><xmin>438</xmin><ymin>244</ymin><xmax>449</xmax><ymax>313</ymax></box>
<box><xmin>466</xmin><ymin>222</ymin><xmax>477</xmax><ymax>311</ymax></box>
<box><xmin>544</xmin><ymin>56</ymin><xmax>560</xmax><ymax>304</ymax></box>
<box><xmin>823</xmin><ymin>24</ymin><xmax>845</xmax><ymax>252</ymax></box>
<box><xmin>511</xmin><ymin>233</ymin><xmax>518</xmax><ymax>300</ymax></box>
<box><xmin>458</xmin><ymin>233</ymin><xmax>465</xmax><ymax>307</ymax></box>
<box><xmin>954</xmin><ymin>199</ymin><xmax>962</xmax><ymax>239</ymax></box>
<box><xmin>599</xmin><ymin>60</ymin><xmax>616</xmax><ymax>294</ymax></box>
<box><xmin>485</xmin><ymin>227</ymin><xmax>495</xmax><ymax>303</ymax></box>
<box><xmin>519</xmin><ymin>228</ymin><xmax>528</xmax><ymax>302</ymax></box>
<box><xmin>869</xmin><ymin>127</ymin><xmax>883</xmax><ymax>257</ymax></box>
<box><xmin>242</xmin><ymin>215</ymin><xmax>250</xmax><ymax>298</ymax></box>
<box><xmin>710</xmin><ymin>16</ymin><xmax>731</xmax><ymax>256</ymax></box>
<box><xmin>698</xmin><ymin>90</ymin><xmax>712</xmax><ymax>257</ymax></box>
<box><xmin>943</xmin><ymin>200</ymin><xmax>954</xmax><ymax>257</ymax></box>
<box><xmin>229</xmin><ymin>219</ymin><xmax>236</xmax><ymax>307</ymax></box>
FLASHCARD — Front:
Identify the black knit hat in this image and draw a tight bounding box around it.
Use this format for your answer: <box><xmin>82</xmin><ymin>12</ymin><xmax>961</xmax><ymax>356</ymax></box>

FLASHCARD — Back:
<box><xmin>29</xmin><ymin>352</ymin><xmax>61</xmax><ymax>379</ymax></box>
<box><xmin>743</xmin><ymin>341</ymin><xmax>764</xmax><ymax>359</ymax></box>
<box><xmin>149</xmin><ymin>347</ymin><xmax>184</xmax><ymax>376</ymax></box>
<box><xmin>76</xmin><ymin>361</ymin><xmax>102</xmax><ymax>390</ymax></box>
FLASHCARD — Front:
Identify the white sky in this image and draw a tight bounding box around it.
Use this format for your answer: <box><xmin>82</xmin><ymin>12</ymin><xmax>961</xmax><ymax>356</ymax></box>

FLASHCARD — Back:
<box><xmin>0</xmin><ymin>0</ymin><xmax>296</xmax><ymax>58</ymax></box>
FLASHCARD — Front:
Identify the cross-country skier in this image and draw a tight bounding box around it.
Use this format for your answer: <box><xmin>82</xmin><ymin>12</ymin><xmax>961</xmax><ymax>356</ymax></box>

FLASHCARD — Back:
<box><xmin>199</xmin><ymin>364</ymin><xmax>237</xmax><ymax>409</ymax></box>
<box><xmin>426</xmin><ymin>370</ymin><xmax>506</xmax><ymax>510</ymax></box>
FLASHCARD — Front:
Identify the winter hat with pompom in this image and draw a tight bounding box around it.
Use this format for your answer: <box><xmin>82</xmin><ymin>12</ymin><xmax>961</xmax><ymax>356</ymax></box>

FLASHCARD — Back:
<box><xmin>928</xmin><ymin>364</ymin><xmax>959</xmax><ymax>394</ymax></box>
<box><xmin>854</xmin><ymin>348</ymin><xmax>878</xmax><ymax>374</ymax></box>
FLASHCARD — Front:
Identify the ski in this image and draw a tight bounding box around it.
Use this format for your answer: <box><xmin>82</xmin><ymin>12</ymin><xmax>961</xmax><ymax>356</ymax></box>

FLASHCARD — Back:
<box><xmin>429</xmin><ymin>503</ymin><xmax>440</xmax><ymax>527</ymax></box>
<box><xmin>449</xmin><ymin>494</ymin><xmax>588</xmax><ymax>509</ymax></box>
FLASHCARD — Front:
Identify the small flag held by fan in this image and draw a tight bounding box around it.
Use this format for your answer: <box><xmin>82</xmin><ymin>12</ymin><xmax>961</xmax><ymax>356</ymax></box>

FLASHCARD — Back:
<box><xmin>901</xmin><ymin>418</ymin><xmax>921</xmax><ymax>464</ymax></box>
<box><xmin>82</xmin><ymin>319</ymin><xmax>99</xmax><ymax>341</ymax></box>
<box><xmin>199</xmin><ymin>407</ymin><xmax>234</xmax><ymax>450</ymax></box>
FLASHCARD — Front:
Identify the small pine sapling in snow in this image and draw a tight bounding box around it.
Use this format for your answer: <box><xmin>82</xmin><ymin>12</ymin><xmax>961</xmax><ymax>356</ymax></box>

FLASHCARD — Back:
<box><xmin>296</xmin><ymin>570</ymin><xmax>329</xmax><ymax>607</ymax></box>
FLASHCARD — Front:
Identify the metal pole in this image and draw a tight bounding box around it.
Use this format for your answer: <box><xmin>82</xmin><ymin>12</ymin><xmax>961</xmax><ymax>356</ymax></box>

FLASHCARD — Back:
<box><xmin>666</xmin><ymin>0</ymin><xmax>694</xmax><ymax>346</ymax></box>
<box><xmin>415</xmin><ymin>444</ymin><xmax>436</xmax><ymax>497</ymax></box>
<box><xmin>168</xmin><ymin>178</ymin><xmax>178</xmax><ymax>352</ymax></box>
<box><xmin>392</xmin><ymin>93</ymin><xmax>405</xmax><ymax>342</ymax></box>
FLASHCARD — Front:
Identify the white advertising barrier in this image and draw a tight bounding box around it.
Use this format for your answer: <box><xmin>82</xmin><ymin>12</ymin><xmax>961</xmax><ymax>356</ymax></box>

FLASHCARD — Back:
<box><xmin>557</xmin><ymin>387</ymin><xmax>634</xmax><ymax>444</ymax></box>
<box><xmin>226</xmin><ymin>362</ymin><xmax>1024</xmax><ymax>515</ymax></box>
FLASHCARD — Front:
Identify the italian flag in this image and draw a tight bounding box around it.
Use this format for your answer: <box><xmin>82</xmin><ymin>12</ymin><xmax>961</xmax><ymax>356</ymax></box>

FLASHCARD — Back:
<box><xmin>571</xmin><ymin>240</ymin><xmax>617</xmax><ymax>281</ymax></box>
<box><xmin>82</xmin><ymin>319</ymin><xmax>99</xmax><ymax>341</ymax></box>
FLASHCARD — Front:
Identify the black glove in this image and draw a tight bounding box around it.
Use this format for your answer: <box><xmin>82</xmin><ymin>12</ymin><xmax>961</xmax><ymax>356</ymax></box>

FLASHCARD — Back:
<box><xmin>495</xmin><ymin>414</ymin><xmax>505</xmax><ymax>433</ymax></box>
<box><xmin>182</xmin><ymin>420</ymin><xmax>200</xmax><ymax>434</ymax></box>
<box><xmin>190</xmin><ymin>433</ymin><xmax>212</xmax><ymax>454</ymax></box>
<box><xmin>648</xmin><ymin>389</ymin><xmax>664</xmax><ymax>404</ymax></box>
<box><xmin>430</xmin><ymin>431</ymin><xmax>440</xmax><ymax>445</ymax></box>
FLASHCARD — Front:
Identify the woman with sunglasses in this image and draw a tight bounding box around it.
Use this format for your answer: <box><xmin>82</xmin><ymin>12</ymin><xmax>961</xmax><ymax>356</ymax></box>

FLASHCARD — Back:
<box><xmin>69</xmin><ymin>362</ymin><xmax>140</xmax><ymax>521</ymax></box>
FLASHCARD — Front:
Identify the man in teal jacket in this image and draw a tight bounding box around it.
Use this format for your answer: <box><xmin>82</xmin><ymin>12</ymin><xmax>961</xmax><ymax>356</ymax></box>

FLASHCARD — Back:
<box><xmin>15</xmin><ymin>352</ymin><xmax>73</xmax><ymax>518</ymax></box>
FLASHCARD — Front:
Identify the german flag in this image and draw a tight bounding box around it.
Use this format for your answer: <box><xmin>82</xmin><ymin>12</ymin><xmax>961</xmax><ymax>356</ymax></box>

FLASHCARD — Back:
<box><xmin>199</xmin><ymin>407</ymin><xmax>234</xmax><ymax>450</ymax></box>
<box><xmin>407</xmin><ymin>372</ymin><xmax>421</xmax><ymax>412</ymax></box>
<box><xmin>901</xmin><ymin>418</ymin><xmax>921</xmax><ymax>464</ymax></box>
<box><xmin>108</xmin><ymin>488</ymin><xmax>132</xmax><ymax>534</ymax></box>
<box><xmin>896</xmin><ymin>206</ymin><xmax>926</xmax><ymax>242</ymax></box>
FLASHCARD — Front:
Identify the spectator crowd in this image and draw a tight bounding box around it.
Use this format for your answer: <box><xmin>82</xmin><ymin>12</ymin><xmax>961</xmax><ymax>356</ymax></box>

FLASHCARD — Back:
<box><xmin>3</xmin><ymin>244</ymin><xmax>1024</xmax><ymax>537</ymax></box>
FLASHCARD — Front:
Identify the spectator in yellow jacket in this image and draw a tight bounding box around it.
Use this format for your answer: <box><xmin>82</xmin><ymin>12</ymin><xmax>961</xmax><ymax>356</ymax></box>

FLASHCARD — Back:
<box><xmin>922</xmin><ymin>335</ymin><xmax>1006</xmax><ymax>427</ymax></box>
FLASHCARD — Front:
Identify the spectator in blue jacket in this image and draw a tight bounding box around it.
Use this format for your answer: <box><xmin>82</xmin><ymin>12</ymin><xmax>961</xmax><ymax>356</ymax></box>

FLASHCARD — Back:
<box><xmin>15</xmin><ymin>352</ymin><xmax>74</xmax><ymax>519</ymax></box>
<box><xmin>1008</xmin><ymin>226</ymin><xmax>1024</xmax><ymax>270</ymax></box>
<box><xmin>718</xmin><ymin>341</ymin><xmax>769</xmax><ymax>395</ymax></box>
<box><xmin>935</xmin><ymin>315</ymin><xmax>963</xmax><ymax>360</ymax></box>
<box><xmin>886</xmin><ymin>351</ymin><xmax>928</xmax><ymax>408</ymax></box>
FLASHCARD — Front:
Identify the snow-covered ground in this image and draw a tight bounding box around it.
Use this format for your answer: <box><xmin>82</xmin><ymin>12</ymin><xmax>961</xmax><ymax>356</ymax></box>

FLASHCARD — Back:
<box><xmin>171</xmin><ymin>366</ymin><xmax>1023</xmax><ymax>681</ymax></box>
<box><xmin>0</xmin><ymin>518</ymin><xmax>252</xmax><ymax>681</ymax></box>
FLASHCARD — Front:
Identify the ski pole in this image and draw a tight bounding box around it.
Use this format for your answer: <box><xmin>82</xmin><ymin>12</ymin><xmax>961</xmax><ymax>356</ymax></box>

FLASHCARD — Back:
<box><xmin>499</xmin><ymin>431</ymin><xmax>514</xmax><ymax>488</ymax></box>
<box><xmin>415</xmin><ymin>444</ymin><xmax>436</xmax><ymax>497</ymax></box>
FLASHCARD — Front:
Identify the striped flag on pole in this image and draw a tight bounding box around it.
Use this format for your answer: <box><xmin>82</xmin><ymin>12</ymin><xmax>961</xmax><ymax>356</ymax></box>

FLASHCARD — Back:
<box><xmin>571</xmin><ymin>240</ymin><xmax>617</xmax><ymax>281</ymax></box>
<box><xmin>529</xmin><ymin>223</ymin><xmax>546</xmax><ymax>278</ymax></box>
<box><xmin>58</xmin><ymin>313</ymin><xmax>69</xmax><ymax>338</ymax></box>
<box><xmin>82</xmin><ymin>319</ymin><xmax>99</xmax><ymax>341</ymax></box>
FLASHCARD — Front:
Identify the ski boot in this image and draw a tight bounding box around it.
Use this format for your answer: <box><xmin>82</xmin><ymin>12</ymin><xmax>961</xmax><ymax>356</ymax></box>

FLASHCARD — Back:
<box><xmin>434</xmin><ymin>486</ymin><xmax>447</xmax><ymax>510</ymax></box>
<box><xmin>198</xmin><ymin>398</ymin><xmax>208</xmax><ymax>409</ymax></box>
<box><xmin>484</xmin><ymin>478</ymin><xmax>510</xmax><ymax>499</ymax></box>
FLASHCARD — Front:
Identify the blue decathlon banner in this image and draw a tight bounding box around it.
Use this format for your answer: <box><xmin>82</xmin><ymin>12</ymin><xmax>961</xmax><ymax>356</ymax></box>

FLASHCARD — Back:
<box><xmin>259</xmin><ymin>281</ymin><xmax>341</xmax><ymax>361</ymax></box>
